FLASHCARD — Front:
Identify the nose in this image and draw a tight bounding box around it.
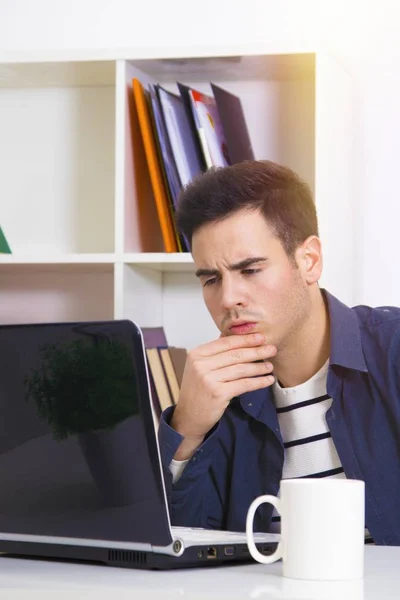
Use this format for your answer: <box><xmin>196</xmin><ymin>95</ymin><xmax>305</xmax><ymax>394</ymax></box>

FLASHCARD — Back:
<box><xmin>219</xmin><ymin>275</ymin><xmax>247</xmax><ymax>311</ymax></box>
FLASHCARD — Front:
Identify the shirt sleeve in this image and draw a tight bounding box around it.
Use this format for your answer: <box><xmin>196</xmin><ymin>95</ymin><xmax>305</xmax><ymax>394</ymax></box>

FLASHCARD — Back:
<box><xmin>158</xmin><ymin>405</ymin><xmax>221</xmax><ymax>528</ymax></box>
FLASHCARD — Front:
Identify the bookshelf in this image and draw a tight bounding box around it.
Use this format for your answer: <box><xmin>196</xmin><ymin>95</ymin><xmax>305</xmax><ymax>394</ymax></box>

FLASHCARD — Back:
<box><xmin>0</xmin><ymin>48</ymin><xmax>354</xmax><ymax>350</ymax></box>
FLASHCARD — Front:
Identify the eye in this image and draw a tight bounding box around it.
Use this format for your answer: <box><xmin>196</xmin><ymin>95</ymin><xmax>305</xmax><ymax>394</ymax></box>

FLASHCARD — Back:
<box><xmin>203</xmin><ymin>276</ymin><xmax>219</xmax><ymax>287</ymax></box>
<box><xmin>242</xmin><ymin>268</ymin><xmax>261</xmax><ymax>276</ymax></box>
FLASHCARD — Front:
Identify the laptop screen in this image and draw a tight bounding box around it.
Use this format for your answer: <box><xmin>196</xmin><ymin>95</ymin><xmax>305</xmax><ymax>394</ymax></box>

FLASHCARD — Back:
<box><xmin>0</xmin><ymin>320</ymin><xmax>172</xmax><ymax>547</ymax></box>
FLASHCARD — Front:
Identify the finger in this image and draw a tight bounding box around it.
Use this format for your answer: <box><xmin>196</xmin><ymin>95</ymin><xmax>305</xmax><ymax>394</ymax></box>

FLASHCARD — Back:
<box><xmin>208</xmin><ymin>344</ymin><xmax>276</xmax><ymax>371</ymax></box>
<box><xmin>218</xmin><ymin>361</ymin><xmax>274</xmax><ymax>383</ymax></box>
<box><xmin>197</xmin><ymin>333</ymin><xmax>269</xmax><ymax>358</ymax></box>
<box><xmin>225</xmin><ymin>374</ymin><xmax>275</xmax><ymax>398</ymax></box>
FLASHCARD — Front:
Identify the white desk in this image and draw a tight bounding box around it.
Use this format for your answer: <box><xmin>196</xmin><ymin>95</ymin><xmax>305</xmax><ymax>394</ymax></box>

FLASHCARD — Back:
<box><xmin>0</xmin><ymin>546</ymin><xmax>397</xmax><ymax>599</ymax></box>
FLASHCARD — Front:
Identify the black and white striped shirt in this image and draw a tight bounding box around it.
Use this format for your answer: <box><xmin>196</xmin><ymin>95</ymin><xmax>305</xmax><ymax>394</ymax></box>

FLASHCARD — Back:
<box><xmin>270</xmin><ymin>359</ymin><xmax>373</xmax><ymax>543</ymax></box>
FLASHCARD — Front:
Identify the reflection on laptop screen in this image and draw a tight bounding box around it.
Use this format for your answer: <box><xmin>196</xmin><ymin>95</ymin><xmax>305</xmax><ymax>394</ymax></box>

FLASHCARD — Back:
<box><xmin>0</xmin><ymin>320</ymin><xmax>171</xmax><ymax>547</ymax></box>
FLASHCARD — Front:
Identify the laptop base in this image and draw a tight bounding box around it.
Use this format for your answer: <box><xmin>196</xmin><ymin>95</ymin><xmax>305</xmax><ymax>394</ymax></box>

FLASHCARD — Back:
<box><xmin>0</xmin><ymin>540</ymin><xmax>277</xmax><ymax>570</ymax></box>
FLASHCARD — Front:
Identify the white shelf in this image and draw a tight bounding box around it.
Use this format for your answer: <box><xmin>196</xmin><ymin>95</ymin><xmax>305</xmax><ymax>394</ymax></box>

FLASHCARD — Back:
<box><xmin>130</xmin><ymin>53</ymin><xmax>315</xmax><ymax>83</ymax></box>
<box><xmin>0</xmin><ymin>253</ymin><xmax>116</xmax><ymax>263</ymax></box>
<box><xmin>0</xmin><ymin>48</ymin><xmax>355</xmax><ymax>347</ymax></box>
<box><xmin>0</xmin><ymin>253</ymin><xmax>194</xmax><ymax>271</ymax></box>
<box><xmin>0</xmin><ymin>41</ymin><xmax>318</xmax><ymax>66</ymax></box>
<box><xmin>0</xmin><ymin>54</ymin><xmax>314</xmax><ymax>88</ymax></box>
<box><xmin>123</xmin><ymin>253</ymin><xmax>194</xmax><ymax>272</ymax></box>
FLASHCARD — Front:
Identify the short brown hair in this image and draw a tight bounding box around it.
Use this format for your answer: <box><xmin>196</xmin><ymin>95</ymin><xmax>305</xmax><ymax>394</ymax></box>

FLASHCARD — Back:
<box><xmin>176</xmin><ymin>160</ymin><xmax>318</xmax><ymax>258</ymax></box>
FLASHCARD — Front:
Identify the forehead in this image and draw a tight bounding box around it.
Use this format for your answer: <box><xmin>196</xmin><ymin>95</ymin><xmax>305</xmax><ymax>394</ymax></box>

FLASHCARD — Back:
<box><xmin>192</xmin><ymin>210</ymin><xmax>279</xmax><ymax>264</ymax></box>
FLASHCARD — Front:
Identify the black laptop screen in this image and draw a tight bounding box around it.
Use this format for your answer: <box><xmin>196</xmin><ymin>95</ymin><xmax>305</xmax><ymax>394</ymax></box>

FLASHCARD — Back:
<box><xmin>0</xmin><ymin>320</ymin><xmax>172</xmax><ymax>547</ymax></box>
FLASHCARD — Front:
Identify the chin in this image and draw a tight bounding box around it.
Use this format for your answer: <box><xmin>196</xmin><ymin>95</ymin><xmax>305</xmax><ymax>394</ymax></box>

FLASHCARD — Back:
<box><xmin>260</xmin><ymin>330</ymin><xmax>276</xmax><ymax>346</ymax></box>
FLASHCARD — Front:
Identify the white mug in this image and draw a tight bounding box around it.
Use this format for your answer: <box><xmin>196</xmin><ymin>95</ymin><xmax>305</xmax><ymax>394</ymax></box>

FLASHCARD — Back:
<box><xmin>246</xmin><ymin>479</ymin><xmax>365</xmax><ymax>581</ymax></box>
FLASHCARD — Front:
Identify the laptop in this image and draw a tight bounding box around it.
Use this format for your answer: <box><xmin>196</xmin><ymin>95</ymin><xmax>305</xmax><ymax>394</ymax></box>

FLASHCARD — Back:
<box><xmin>0</xmin><ymin>319</ymin><xmax>278</xmax><ymax>569</ymax></box>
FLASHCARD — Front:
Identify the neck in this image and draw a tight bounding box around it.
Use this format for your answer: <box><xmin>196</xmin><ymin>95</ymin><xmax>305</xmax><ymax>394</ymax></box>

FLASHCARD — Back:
<box><xmin>273</xmin><ymin>289</ymin><xmax>330</xmax><ymax>388</ymax></box>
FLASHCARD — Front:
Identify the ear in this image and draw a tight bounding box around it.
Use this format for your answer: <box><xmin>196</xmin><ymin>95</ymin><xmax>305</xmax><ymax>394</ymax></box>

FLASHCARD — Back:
<box><xmin>295</xmin><ymin>236</ymin><xmax>323</xmax><ymax>285</ymax></box>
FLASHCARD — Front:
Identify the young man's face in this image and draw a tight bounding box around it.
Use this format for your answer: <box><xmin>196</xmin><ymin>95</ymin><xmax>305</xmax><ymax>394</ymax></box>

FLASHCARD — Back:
<box><xmin>192</xmin><ymin>209</ymin><xmax>319</xmax><ymax>350</ymax></box>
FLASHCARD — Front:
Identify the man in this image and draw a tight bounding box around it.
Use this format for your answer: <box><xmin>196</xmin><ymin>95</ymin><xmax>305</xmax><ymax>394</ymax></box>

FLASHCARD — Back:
<box><xmin>158</xmin><ymin>160</ymin><xmax>400</xmax><ymax>545</ymax></box>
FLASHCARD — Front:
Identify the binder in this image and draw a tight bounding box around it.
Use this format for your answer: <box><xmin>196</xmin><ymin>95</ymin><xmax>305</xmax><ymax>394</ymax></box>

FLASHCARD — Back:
<box><xmin>132</xmin><ymin>78</ymin><xmax>179</xmax><ymax>253</ymax></box>
<box><xmin>211</xmin><ymin>83</ymin><xmax>255</xmax><ymax>164</ymax></box>
<box><xmin>177</xmin><ymin>82</ymin><xmax>207</xmax><ymax>172</ymax></box>
<box><xmin>157</xmin><ymin>85</ymin><xmax>203</xmax><ymax>187</ymax></box>
<box><xmin>148</xmin><ymin>84</ymin><xmax>182</xmax><ymax>208</ymax></box>
<box><xmin>148</xmin><ymin>85</ymin><xmax>188</xmax><ymax>252</ymax></box>
<box><xmin>187</xmin><ymin>87</ymin><xmax>230</xmax><ymax>168</ymax></box>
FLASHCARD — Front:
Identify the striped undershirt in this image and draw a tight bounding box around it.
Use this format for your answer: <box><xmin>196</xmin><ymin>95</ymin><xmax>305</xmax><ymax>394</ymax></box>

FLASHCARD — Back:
<box><xmin>270</xmin><ymin>359</ymin><xmax>373</xmax><ymax>543</ymax></box>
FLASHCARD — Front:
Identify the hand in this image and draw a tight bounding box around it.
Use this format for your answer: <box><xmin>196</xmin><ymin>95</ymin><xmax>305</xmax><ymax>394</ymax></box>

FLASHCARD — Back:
<box><xmin>171</xmin><ymin>333</ymin><xmax>276</xmax><ymax>460</ymax></box>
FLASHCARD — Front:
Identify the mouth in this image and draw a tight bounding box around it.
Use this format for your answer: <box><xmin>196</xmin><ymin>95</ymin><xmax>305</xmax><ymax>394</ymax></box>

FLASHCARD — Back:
<box><xmin>229</xmin><ymin>321</ymin><xmax>258</xmax><ymax>334</ymax></box>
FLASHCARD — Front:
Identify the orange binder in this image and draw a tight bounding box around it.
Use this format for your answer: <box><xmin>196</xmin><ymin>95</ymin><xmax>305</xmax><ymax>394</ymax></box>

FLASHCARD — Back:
<box><xmin>132</xmin><ymin>78</ymin><xmax>179</xmax><ymax>253</ymax></box>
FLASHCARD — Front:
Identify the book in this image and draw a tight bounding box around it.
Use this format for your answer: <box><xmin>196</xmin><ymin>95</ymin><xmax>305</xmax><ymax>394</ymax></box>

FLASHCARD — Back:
<box><xmin>132</xmin><ymin>78</ymin><xmax>179</xmax><ymax>253</ymax></box>
<box><xmin>168</xmin><ymin>347</ymin><xmax>187</xmax><ymax>388</ymax></box>
<box><xmin>146</xmin><ymin>348</ymin><xmax>174</xmax><ymax>412</ymax></box>
<box><xmin>211</xmin><ymin>83</ymin><xmax>255</xmax><ymax>164</ymax></box>
<box><xmin>136</xmin><ymin>328</ymin><xmax>169</xmax><ymax>421</ymax></box>
<box><xmin>0</xmin><ymin>226</ymin><xmax>11</xmax><ymax>254</ymax></box>
<box><xmin>158</xmin><ymin>347</ymin><xmax>180</xmax><ymax>404</ymax></box>
<box><xmin>141</xmin><ymin>327</ymin><xmax>168</xmax><ymax>349</ymax></box>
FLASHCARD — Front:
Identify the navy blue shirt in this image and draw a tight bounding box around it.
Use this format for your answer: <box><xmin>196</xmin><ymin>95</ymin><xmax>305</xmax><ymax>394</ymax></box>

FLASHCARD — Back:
<box><xmin>159</xmin><ymin>290</ymin><xmax>400</xmax><ymax>545</ymax></box>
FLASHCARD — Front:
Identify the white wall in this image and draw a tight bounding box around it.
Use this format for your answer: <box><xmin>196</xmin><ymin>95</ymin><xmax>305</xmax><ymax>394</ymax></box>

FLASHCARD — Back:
<box><xmin>1</xmin><ymin>0</ymin><xmax>399</xmax><ymax>307</ymax></box>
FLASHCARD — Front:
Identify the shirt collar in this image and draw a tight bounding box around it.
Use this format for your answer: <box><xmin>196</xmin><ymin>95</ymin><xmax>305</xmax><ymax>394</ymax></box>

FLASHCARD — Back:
<box><xmin>239</xmin><ymin>385</ymin><xmax>280</xmax><ymax>435</ymax></box>
<box><xmin>323</xmin><ymin>289</ymin><xmax>368</xmax><ymax>373</ymax></box>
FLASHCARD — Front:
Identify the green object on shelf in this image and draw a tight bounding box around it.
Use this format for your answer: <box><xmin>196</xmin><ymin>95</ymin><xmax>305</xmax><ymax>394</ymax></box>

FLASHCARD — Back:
<box><xmin>0</xmin><ymin>226</ymin><xmax>11</xmax><ymax>253</ymax></box>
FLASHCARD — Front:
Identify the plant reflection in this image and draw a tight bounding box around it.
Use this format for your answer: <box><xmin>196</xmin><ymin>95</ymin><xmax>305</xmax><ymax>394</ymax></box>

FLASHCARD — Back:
<box><xmin>24</xmin><ymin>336</ymin><xmax>138</xmax><ymax>440</ymax></box>
<box><xmin>24</xmin><ymin>335</ymin><xmax>142</xmax><ymax>506</ymax></box>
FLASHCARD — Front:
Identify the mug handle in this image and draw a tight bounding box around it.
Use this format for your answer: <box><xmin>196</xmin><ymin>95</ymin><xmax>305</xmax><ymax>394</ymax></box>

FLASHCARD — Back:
<box><xmin>246</xmin><ymin>494</ymin><xmax>283</xmax><ymax>565</ymax></box>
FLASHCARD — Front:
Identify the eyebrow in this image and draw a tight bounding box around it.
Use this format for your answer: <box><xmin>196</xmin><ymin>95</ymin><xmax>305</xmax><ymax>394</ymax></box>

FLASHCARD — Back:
<box><xmin>195</xmin><ymin>257</ymin><xmax>268</xmax><ymax>278</ymax></box>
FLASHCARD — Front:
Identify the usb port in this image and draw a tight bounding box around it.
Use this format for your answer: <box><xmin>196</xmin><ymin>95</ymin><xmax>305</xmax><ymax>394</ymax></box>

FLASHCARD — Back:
<box><xmin>224</xmin><ymin>546</ymin><xmax>235</xmax><ymax>556</ymax></box>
